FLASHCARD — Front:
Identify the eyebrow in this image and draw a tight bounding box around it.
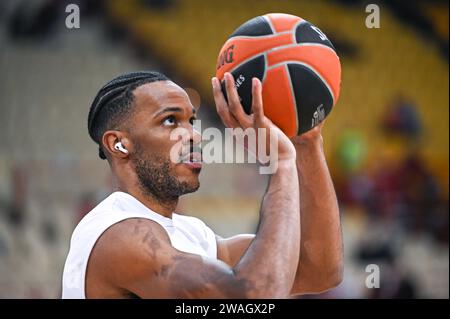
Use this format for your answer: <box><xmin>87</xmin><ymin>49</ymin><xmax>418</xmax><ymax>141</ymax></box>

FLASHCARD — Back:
<box><xmin>154</xmin><ymin>106</ymin><xmax>196</xmax><ymax>118</ymax></box>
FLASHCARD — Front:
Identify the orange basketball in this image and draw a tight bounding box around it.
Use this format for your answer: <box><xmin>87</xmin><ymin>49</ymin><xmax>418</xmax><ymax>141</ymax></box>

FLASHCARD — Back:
<box><xmin>216</xmin><ymin>13</ymin><xmax>341</xmax><ymax>137</ymax></box>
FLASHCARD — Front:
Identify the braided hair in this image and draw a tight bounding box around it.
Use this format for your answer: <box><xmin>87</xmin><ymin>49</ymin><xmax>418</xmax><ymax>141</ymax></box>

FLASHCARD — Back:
<box><xmin>87</xmin><ymin>71</ymin><xmax>169</xmax><ymax>159</ymax></box>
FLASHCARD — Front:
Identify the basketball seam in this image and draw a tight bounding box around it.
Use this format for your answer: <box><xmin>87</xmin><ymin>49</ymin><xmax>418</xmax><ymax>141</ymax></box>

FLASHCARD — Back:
<box><xmin>262</xmin><ymin>15</ymin><xmax>276</xmax><ymax>34</ymax></box>
<box><xmin>284</xmin><ymin>64</ymin><xmax>300</xmax><ymax>135</ymax></box>
<box><xmin>221</xmin><ymin>26</ymin><xmax>337</xmax><ymax>77</ymax></box>
<box><xmin>225</xmin><ymin>54</ymin><xmax>265</xmax><ymax>81</ymax></box>
<box><xmin>268</xmin><ymin>60</ymin><xmax>335</xmax><ymax>105</ymax></box>
<box><xmin>224</xmin><ymin>42</ymin><xmax>336</xmax><ymax>77</ymax></box>
<box><xmin>222</xmin><ymin>47</ymin><xmax>336</xmax><ymax>113</ymax></box>
<box><xmin>267</xmin><ymin>42</ymin><xmax>337</xmax><ymax>54</ymax></box>
<box><xmin>292</xmin><ymin>20</ymin><xmax>308</xmax><ymax>43</ymax></box>
<box><xmin>226</xmin><ymin>31</ymin><xmax>292</xmax><ymax>41</ymax></box>
<box><xmin>225</xmin><ymin>52</ymin><xmax>336</xmax><ymax>106</ymax></box>
<box><xmin>262</xmin><ymin>53</ymin><xmax>268</xmax><ymax>83</ymax></box>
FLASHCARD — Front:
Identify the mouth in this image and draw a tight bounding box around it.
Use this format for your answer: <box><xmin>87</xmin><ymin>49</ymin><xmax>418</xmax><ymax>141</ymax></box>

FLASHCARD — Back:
<box><xmin>179</xmin><ymin>151</ymin><xmax>202</xmax><ymax>170</ymax></box>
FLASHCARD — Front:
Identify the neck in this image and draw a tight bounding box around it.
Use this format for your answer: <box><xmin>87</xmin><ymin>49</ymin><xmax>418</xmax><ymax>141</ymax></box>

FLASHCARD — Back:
<box><xmin>111</xmin><ymin>163</ymin><xmax>179</xmax><ymax>218</ymax></box>
<box><xmin>132</xmin><ymin>191</ymin><xmax>178</xmax><ymax>218</ymax></box>
<box><xmin>123</xmin><ymin>187</ymin><xmax>178</xmax><ymax>218</ymax></box>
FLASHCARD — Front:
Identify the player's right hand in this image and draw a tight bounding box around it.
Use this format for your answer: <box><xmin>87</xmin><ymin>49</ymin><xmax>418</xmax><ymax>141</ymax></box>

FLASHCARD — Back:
<box><xmin>212</xmin><ymin>73</ymin><xmax>296</xmax><ymax>163</ymax></box>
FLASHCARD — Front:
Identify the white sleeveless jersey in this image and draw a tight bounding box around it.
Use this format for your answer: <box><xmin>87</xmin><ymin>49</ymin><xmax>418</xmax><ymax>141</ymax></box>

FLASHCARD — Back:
<box><xmin>61</xmin><ymin>191</ymin><xmax>217</xmax><ymax>299</ymax></box>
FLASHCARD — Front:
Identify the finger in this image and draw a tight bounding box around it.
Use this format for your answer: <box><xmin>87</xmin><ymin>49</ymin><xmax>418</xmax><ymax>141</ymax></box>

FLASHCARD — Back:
<box><xmin>224</xmin><ymin>73</ymin><xmax>252</xmax><ymax>127</ymax></box>
<box><xmin>251</xmin><ymin>77</ymin><xmax>264</xmax><ymax>122</ymax></box>
<box><xmin>212</xmin><ymin>76</ymin><xmax>227</xmax><ymax>107</ymax></box>
<box><xmin>212</xmin><ymin>77</ymin><xmax>240</xmax><ymax>128</ymax></box>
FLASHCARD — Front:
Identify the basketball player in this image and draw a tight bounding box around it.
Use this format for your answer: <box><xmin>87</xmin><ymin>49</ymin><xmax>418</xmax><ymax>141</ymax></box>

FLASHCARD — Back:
<box><xmin>62</xmin><ymin>71</ymin><xmax>342</xmax><ymax>298</ymax></box>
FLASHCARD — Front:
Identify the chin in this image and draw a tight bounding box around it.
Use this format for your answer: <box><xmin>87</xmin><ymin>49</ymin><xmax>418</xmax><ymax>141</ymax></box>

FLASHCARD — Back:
<box><xmin>176</xmin><ymin>173</ymin><xmax>200</xmax><ymax>193</ymax></box>
<box><xmin>172</xmin><ymin>164</ymin><xmax>201</xmax><ymax>193</ymax></box>
<box><xmin>184</xmin><ymin>178</ymin><xmax>200</xmax><ymax>193</ymax></box>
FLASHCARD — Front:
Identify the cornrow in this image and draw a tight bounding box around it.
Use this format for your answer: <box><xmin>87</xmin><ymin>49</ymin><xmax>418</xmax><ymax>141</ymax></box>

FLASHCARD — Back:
<box><xmin>87</xmin><ymin>71</ymin><xmax>169</xmax><ymax>159</ymax></box>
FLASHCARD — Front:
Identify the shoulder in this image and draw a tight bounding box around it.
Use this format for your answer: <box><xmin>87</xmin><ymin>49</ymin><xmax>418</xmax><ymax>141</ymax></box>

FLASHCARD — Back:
<box><xmin>85</xmin><ymin>218</ymin><xmax>173</xmax><ymax>294</ymax></box>
<box><xmin>91</xmin><ymin>217</ymin><xmax>171</xmax><ymax>265</ymax></box>
<box><xmin>73</xmin><ymin>192</ymin><xmax>120</xmax><ymax>230</ymax></box>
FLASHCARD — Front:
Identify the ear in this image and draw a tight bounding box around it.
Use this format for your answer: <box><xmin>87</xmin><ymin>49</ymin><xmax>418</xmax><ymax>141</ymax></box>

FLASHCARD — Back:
<box><xmin>102</xmin><ymin>130</ymin><xmax>132</xmax><ymax>159</ymax></box>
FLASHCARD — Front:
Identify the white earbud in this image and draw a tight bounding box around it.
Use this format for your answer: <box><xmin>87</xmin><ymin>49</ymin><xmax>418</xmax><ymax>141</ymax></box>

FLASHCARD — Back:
<box><xmin>114</xmin><ymin>142</ymin><xmax>128</xmax><ymax>154</ymax></box>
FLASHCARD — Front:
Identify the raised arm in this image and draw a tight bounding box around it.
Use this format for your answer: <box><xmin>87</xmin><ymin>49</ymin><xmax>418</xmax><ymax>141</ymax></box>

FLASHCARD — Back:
<box><xmin>290</xmin><ymin>122</ymin><xmax>343</xmax><ymax>295</ymax></box>
<box><xmin>215</xmin><ymin>123</ymin><xmax>344</xmax><ymax>296</ymax></box>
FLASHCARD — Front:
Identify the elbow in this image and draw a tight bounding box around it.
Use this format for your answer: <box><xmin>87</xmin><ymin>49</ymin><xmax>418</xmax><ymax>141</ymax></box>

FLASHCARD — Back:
<box><xmin>224</xmin><ymin>287</ymin><xmax>276</xmax><ymax>299</ymax></box>
<box><xmin>324</xmin><ymin>265</ymin><xmax>344</xmax><ymax>291</ymax></box>
<box><xmin>231</xmin><ymin>275</ymin><xmax>292</xmax><ymax>299</ymax></box>
<box><xmin>244</xmin><ymin>288</ymin><xmax>290</xmax><ymax>299</ymax></box>
<box><xmin>291</xmin><ymin>263</ymin><xmax>344</xmax><ymax>296</ymax></box>
<box><xmin>318</xmin><ymin>251</ymin><xmax>345</xmax><ymax>293</ymax></box>
<box><xmin>314</xmin><ymin>263</ymin><xmax>344</xmax><ymax>294</ymax></box>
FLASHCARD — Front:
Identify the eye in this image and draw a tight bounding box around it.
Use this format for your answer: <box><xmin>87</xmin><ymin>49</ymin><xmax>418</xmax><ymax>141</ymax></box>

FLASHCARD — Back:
<box><xmin>162</xmin><ymin>115</ymin><xmax>177</xmax><ymax>126</ymax></box>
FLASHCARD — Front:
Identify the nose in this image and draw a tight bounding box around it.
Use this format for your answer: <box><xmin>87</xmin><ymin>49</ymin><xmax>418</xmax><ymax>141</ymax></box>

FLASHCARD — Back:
<box><xmin>191</xmin><ymin>123</ymin><xmax>202</xmax><ymax>146</ymax></box>
<box><xmin>178</xmin><ymin>121</ymin><xmax>202</xmax><ymax>147</ymax></box>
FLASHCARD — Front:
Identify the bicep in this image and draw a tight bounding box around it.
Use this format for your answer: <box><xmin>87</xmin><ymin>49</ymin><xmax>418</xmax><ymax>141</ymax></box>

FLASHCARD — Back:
<box><xmin>129</xmin><ymin>248</ymin><xmax>243</xmax><ymax>298</ymax></box>
<box><xmin>90</xmin><ymin>218</ymin><xmax>251</xmax><ymax>298</ymax></box>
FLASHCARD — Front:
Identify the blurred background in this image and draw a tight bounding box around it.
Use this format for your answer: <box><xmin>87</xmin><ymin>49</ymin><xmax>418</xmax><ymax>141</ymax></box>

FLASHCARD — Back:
<box><xmin>0</xmin><ymin>0</ymin><xmax>448</xmax><ymax>298</ymax></box>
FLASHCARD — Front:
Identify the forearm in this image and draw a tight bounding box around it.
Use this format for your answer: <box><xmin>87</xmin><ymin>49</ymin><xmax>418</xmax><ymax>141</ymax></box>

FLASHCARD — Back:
<box><xmin>233</xmin><ymin>159</ymin><xmax>300</xmax><ymax>298</ymax></box>
<box><xmin>292</xmin><ymin>136</ymin><xmax>343</xmax><ymax>293</ymax></box>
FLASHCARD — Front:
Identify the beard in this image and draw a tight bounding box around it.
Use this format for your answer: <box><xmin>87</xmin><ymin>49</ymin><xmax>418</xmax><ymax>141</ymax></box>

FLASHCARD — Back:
<box><xmin>132</xmin><ymin>144</ymin><xmax>199</xmax><ymax>204</ymax></box>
